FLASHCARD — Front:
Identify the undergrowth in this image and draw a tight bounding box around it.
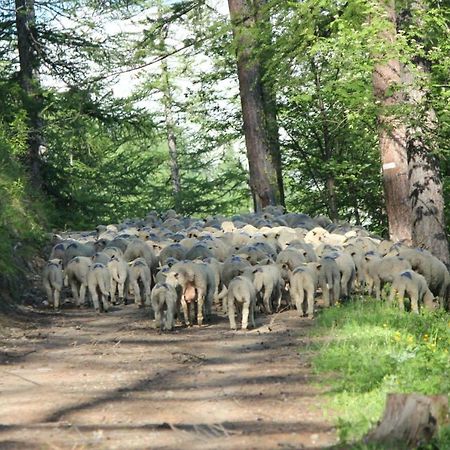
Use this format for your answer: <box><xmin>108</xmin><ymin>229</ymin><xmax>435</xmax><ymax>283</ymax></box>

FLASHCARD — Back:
<box><xmin>0</xmin><ymin>138</ymin><xmax>50</xmax><ymax>304</ymax></box>
<box><xmin>310</xmin><ymin>297</ymin><xmax>450</xmax><ymax>448</ymax></box>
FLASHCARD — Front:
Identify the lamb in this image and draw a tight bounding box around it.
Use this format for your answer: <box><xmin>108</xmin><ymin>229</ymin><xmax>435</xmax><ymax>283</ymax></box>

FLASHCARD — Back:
<box><xmin>128</xmin><ymin>257</ymin><xmax>152</xmax><ymax>307</ymax></box>
<box><xmin>227</xmin><ymin>276</ymin><xmax>257</xmax><ymax>330</ymax></box>
<box><xmin>389</xmin><ymin>270</ymin><xmax>436</xmax><ymax>313</ymax></box>
<box><xmin>87</xmin><ymin>263</ymin><xmax>111</xmax><ymax>312</ymax></box>
<box><xmin>289</xmin><ymin>263</ymin><xmax>318</xmax><ymax>318</ymax></box>
<box><xmin>42</xmin><ymin>259</ymin><xmax>64</xmax><ymax>309</ymax></box>
<box><xmin>150</xmin><ymin>283</ymin><xmax>178</xmax><ymax>331</ymax></box>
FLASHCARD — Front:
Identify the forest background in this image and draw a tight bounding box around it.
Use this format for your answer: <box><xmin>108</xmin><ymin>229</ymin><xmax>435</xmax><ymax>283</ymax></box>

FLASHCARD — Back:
<box><xmin>0</xmin><ymin>0</ymin><xmax>449</xmax><ymax>278</ymax></box>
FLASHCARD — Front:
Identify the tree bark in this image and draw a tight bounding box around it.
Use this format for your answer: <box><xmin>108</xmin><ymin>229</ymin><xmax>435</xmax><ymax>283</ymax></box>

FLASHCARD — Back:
<box><xmin>15</xmin><ymin>0</ymin><xmax>44</xmax><ymax>190</ymax></box>
<box><xmin>405</xmin><ymin>73</ymin><xmax>450</xmax><ymax>265</ymax></box>
<box><xmin>157</xmin><ymin>9</ymin><xmax>182</xmax><ymax>212</ymax></box>
<box><xmin>260</xmin><ymin>79</ymin><xmax>285</xmax><ymax>209</ymax></box>
<box><xmin>326</xmin><ymin>176</ymin><xmax>338</xmax><ymax>222</ymax></box>
<box><xmin>372</xmin><ymin>0</ymin><xmax>412</xmax><ymax>243</ymax></box>
<box><xmin>228</xmin><ymin>0</ymin><xmax>281</xmax><ymax>212</ymax></box>
<box><xmin>399</xmin><ymin>2</ymin><xmax>450</xmax><ymax>265</ymax></box>
<box><xmin>161</xmin><ymin>58</ymin><xmax>182</xmax><ymax>211</ymax></box>
<box><xmin>257</xmin><ymin>1</ymin><xmax>285</xmax><ymax>209</ymax></box>
<box><xmin>312</xmin><ymin>61</ymin><xmax>339</xmax><ymax>222</ymax></box>
<box><xmin>365</xmin><ymin>393</ymin><xmax>448</xmax><ymax>448</ymax></box>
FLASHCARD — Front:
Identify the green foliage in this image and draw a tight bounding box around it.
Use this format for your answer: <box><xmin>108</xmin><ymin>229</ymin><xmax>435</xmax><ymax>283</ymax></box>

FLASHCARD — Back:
<box><xmin>0</xmin><ymin>121</ymin><xmax>48</xmax><ymax>286</ymax></box>
<box><xmin>0</xmin><ymin>0</ymin><xmax>449</xmax><ymax>234</ymax></box>
<box><xmin>311</xmin><ymin>298</ymin><xmax>450</xmax><ymax>445</ymax></box>
<box><xmin>255</xmin><ymin>0</ymin><xmax>387</xmax><ymax>226</ymax></box>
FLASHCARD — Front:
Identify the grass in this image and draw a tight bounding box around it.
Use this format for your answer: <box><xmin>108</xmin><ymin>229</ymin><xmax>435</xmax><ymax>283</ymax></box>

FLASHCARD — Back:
<box><xmin>309</xmin><ymin>297</ymin><xmax>450</xmax><ymax>448</ymax></box>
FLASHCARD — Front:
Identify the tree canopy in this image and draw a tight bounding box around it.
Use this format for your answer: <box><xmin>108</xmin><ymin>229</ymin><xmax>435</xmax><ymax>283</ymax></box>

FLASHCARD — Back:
<box><xmin>0</xmin><ymin>0</ymin><xmax>448</xmax><ymax>238</ymax></box>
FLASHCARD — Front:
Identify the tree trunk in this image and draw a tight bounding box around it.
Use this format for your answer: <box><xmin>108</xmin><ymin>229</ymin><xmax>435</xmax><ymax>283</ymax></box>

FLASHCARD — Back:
<box><xmin>228</xmin><ymin>0</ymin><xmax>281</xmax><ymax>212</ymax></box>
<box><xmin>407</xmin><ymin>96</ymin><xmax>450</xmax><ymax>265</ymax></box>
<box><xmin>161</xmin><ymin>58</ymin><xmax>182</xmax><ymax>211</ymax></box>
<box><xmin>372</xmin><ymin>0</ymin><xmax>412</xmax><ymax>243</ymax></box>
<box><xmin>400</xmin><ymin>5</ymin><xmax>450</xmax><ymax>265</ymax></box>
<box><xmin>326</xmin><ymin>176</ymin><xmax>338</xmax><ymax>222</ymax></box>
<box><xmin>365</xmin><ymin>393</ymin><xmax>448</xmax><ymax>448</ymax></box>
<box><xmin>312</xmin><ymin>61</ymin><xmax>339</xmax><ymax>222</ymax></box>
<box><xmin>256</xmin><ymin>1</ymin><xmax>285</xmax><ymax>209</ymax></box>
<box><xmin>260</xmin><ymin>80</ymin><xmax>285</xmax><ymax>209</ymax></box>
<box><xmin>15</xmin><ymin>0</ymin><xmax>43</xmax><ymax>190</ymax></box>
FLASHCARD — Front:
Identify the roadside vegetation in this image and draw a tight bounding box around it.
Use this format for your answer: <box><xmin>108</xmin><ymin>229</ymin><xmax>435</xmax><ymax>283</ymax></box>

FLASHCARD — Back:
<box><xmin>0</xmin><ymin>137</ymin><xmax>49</xmax><ymax>304</ymax></box>
<box><xmin>311</xmin><ymin>297</ymin><xmax>450</xmax><ymax>448</ymax></box>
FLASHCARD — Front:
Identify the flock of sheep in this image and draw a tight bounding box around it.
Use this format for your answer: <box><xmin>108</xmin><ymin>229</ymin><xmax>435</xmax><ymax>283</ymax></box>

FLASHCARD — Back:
<box><xmin>42</xmin><ymin>207</ymin><xmax>450</xmax><ymax>330</ymax></box>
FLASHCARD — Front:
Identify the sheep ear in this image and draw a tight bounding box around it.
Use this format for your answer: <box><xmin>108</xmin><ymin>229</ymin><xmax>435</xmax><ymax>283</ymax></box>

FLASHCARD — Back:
<box><xmin>316</xmin><ymin>264</ymin><xmax>321</xmax><ymax>270</ymax></box>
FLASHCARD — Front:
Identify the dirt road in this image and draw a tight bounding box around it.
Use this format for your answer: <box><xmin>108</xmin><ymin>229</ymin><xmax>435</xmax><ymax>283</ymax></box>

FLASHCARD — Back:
<box><xmin>0</xmin><ymin>305</ymin><xmax>337</xmax><ymax>449</ymax></box>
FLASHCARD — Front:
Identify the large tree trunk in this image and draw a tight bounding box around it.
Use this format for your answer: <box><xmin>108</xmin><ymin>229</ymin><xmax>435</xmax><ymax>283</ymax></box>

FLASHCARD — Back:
<box><xmin>372</xmin><ymin>0</ymin><xmax>412</xmax><ymax>243</ymax></box>
<box><xmin>15</xmin><ymin>0</ymin><xmax>44</xmax><ymax>190</ymax></box>
<box><xmin>365</xmin><ymin>393</ymin><xmax>448</xmax><ymax>448</ymax></box>
<box><xmin>399</xmin><ymin>2</ymin><xmax>450</xmax><ymax>265</ymax></box>
<box><xmin>406</xmin><ymin>81</ymin><xmax>450</xmax><ymax>265</ymax></box>
<box><xmin>228</xmin><ymin>0</ymin><xmax>281</xmax><ymax>212</ymax></box>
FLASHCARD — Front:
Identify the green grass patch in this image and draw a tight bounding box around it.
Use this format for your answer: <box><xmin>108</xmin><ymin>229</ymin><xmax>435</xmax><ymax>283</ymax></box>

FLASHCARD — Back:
<box><xmin>310</xmin><ymin>297</ymin><xmax>450</xmax><ymax>447</ymax></box>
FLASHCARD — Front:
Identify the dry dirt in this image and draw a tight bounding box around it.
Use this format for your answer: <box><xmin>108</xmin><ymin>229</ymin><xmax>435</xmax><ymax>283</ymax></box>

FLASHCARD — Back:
<box><xmin>0</xmin><ymin>302</ymin><xmax>338</xmax><ymax>450</ymax></box>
